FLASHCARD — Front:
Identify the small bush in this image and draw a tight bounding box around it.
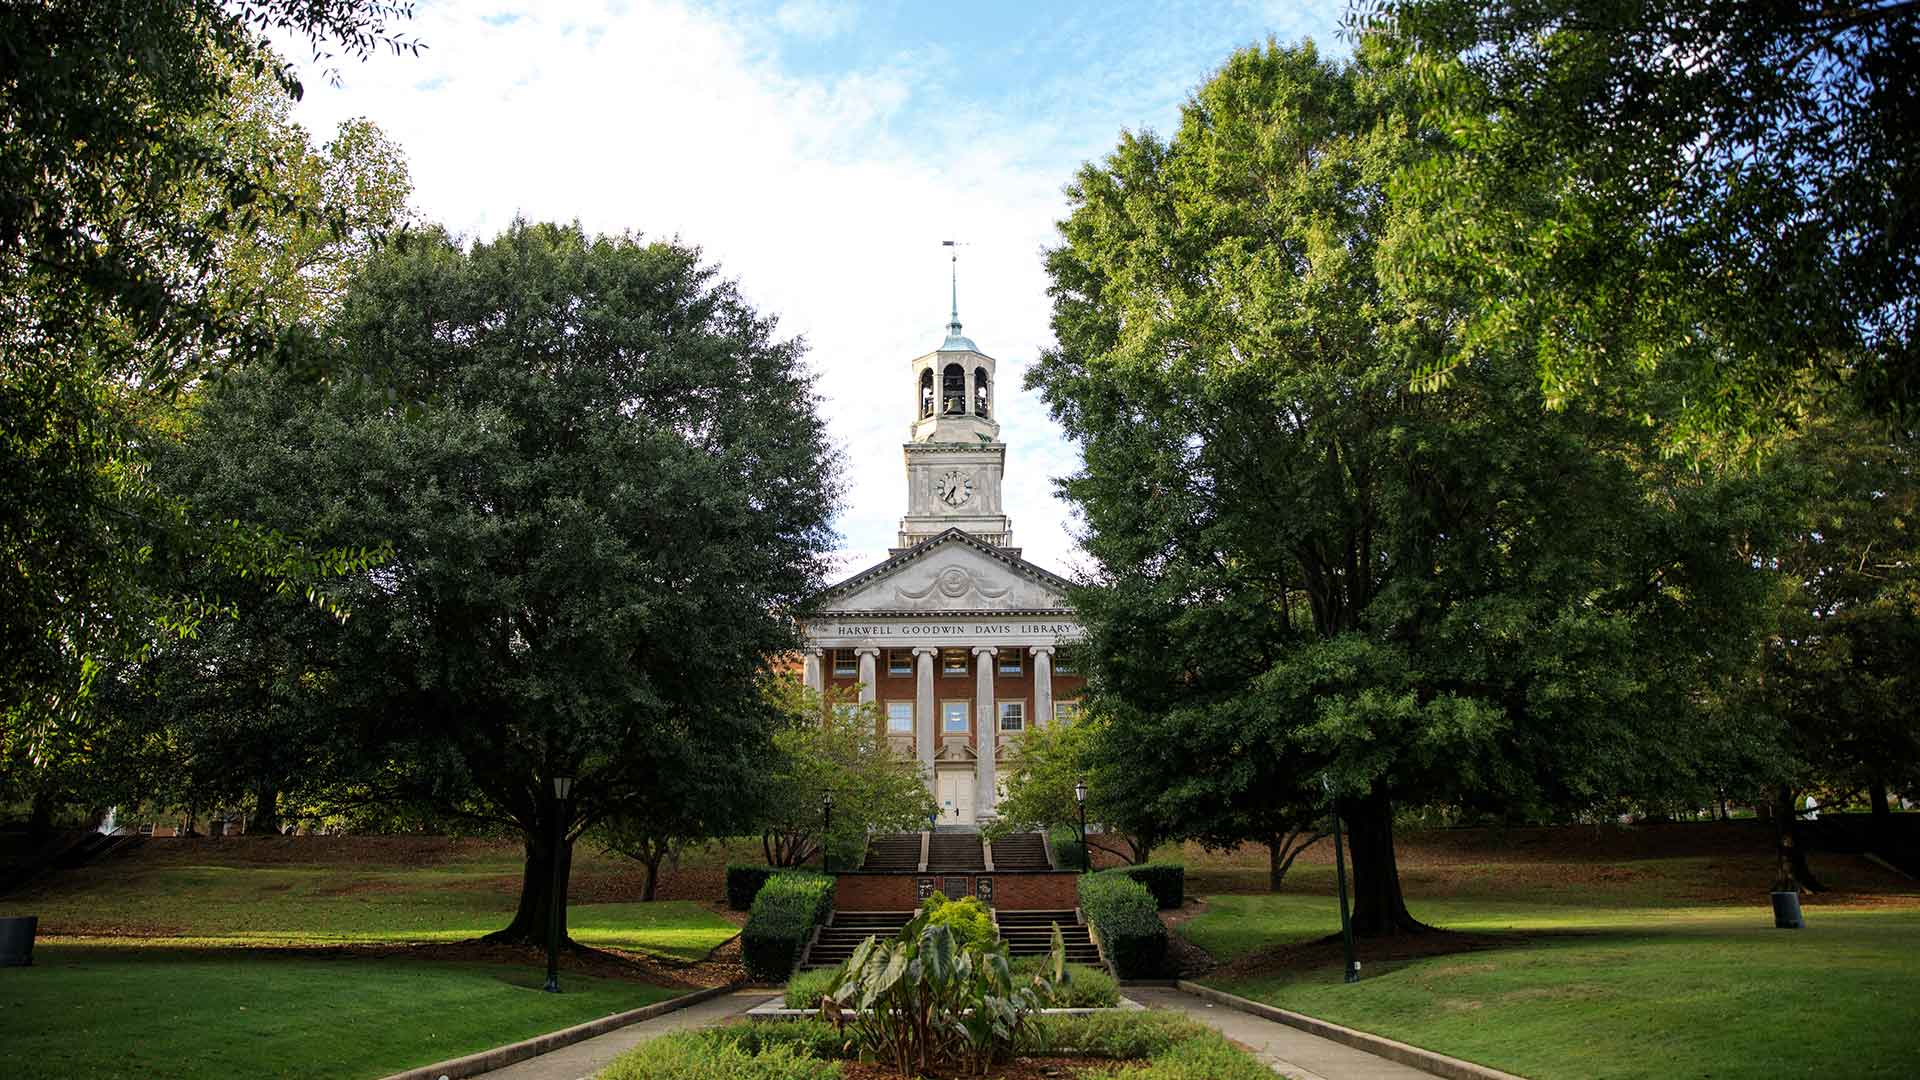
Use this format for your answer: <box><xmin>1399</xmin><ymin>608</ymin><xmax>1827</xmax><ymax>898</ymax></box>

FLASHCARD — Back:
<box><xmin>742</xmin><ymin>872</ymin><xmax>835</xmax><ymax>981</ymax></box>
<box><xmin>599</xmin><ymin>1030</ymin><xmax>842</xmax><ymax>1080</ymax></box>
<box><xmin>726</xmin><ymin>865</ymin><xmax>780</xmax><ymax>911</ymax></box>
<box><xmin>1120</xmin><ymin>863</ymin><xmax>1185</xmax><ymax>910</ymax></box>
<box><xmin>1073</xmin><ymin>1027</ymin><xmax>1275</xmax><ymax>1080</ymax></box>
<box><xmin>920</xmin><ymin>892</ymin><xmax>994</xmax><ymax>949</ymax></box>
<box><xmin>1077</xmin><ymin>870</ymin><xmax>1167</xmax><ymax>979</ymax></box>
<box><xmin>1009</xmin><ymin>958</ymin><xmax>1119</xmax><ymax>1008</ymax></box>
<box><xmin>783</xmin><ymin>967</ymin><xmax>840</xmax><ymax>1010</ymax></box>
<box><xmin>1029</xmin><ymin>1011</ymin><xmax>1208</xmax><ymax>1058</ymax></box>
<box><xmin>706</xmin><ymin>1020</ymin><xmax>848</xmax><ymax>1060</ymax></box>
<box><xmin>1050</xmin><ymin>824</ymin><xmax>1086</xmax><ymax>869</ymax></box>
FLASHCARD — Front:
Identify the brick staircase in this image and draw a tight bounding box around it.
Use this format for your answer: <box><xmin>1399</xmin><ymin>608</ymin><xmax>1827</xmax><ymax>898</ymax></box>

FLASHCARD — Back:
<box><xmin>860</xmin><ymin>833</ymin><xmax>921</xmax><ymax>871</ymax></box>
<box><xmin>926</xmin><ymin>831</ymin><xmax>986</xmax><ymax>871</ymax></box>
<box><xmin>801</xmin><ymin>910</ymin><xmax>914</xmax><ymax>969</ymax></box>
<box><xmin>997</xmin><ymin>909</ymin><xmax>1102</xmax><ymax>966</ymax></box>
<box><xmin>988</xmin><ymin>831</ymin><xmax>1051</xmax><ymax>870</ymax></box>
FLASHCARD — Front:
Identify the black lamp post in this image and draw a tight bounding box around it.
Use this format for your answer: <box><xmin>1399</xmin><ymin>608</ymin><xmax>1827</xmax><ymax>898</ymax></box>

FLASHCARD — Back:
<box><xmin>544</xmin><ymin>773</ymin><xmax>574</xmax><ymax>994</ymax></box>
<box><xmin>1322</xmin><ymin>775</ymin><xmax>1359</xmax><ymax>984</ymax></box>
<box><xmin>1074</xmin><ymin>779</ymin><xmax>1089</xmax><ymax>873</ymax></box>
<box><xmin>821</xmin><ymin>791</ymin><xmax>834</xmax><ymax>873</ymax></box>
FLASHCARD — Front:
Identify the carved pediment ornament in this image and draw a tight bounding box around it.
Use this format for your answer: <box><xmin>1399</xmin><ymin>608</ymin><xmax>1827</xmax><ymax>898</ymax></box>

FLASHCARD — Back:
<box><xmin>896</xmin><ymin>564</ymin><xmax>1013</xmax><ymax>603</ymax></box>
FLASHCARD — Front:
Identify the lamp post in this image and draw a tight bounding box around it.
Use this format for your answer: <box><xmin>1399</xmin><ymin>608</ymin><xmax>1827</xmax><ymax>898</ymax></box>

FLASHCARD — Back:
<box><xmin>1074</xmin><ymin>779</ymin><xmax>1089</xmax><ymax>873</ymax></box>
<box><xmin>544</xmin><ymin>773</ymin><xmax>574</xmax><ymax>994</ymax></box>
<box><xmin>821</xmin><ymin>791</ymin><xmax>834</xmax><ymax>873</ymax></box>
<box><xmin>1322</xmin><ymin>775</ymin><xmax>1359</xmax><ymax>984</ymax></box>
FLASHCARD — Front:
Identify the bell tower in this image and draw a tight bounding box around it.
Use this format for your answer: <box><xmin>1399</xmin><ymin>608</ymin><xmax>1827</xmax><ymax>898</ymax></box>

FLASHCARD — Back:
<box><xmin>896</xmin><ymin>244</ymin><xmax>1013</xmax><ymax>552</ymax></box>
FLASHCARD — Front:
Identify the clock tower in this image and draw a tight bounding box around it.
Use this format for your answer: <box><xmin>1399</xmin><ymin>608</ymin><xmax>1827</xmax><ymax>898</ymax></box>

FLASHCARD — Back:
<box><xmin>895</xmin><ymin>265</ymin><xmax>1012</xmax><ymax>552</ymax></box>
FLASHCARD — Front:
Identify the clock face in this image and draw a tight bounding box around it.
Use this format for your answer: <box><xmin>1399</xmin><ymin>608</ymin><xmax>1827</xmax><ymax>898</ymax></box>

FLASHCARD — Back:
<box><xmin>935</xmin><ymin>469</ymin><xmax>974</xmax><ymax>508</ymax></box>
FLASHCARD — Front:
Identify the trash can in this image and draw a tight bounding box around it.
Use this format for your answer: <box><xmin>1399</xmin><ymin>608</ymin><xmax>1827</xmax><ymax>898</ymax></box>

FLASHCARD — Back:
<box><xmin>1770</xmin><ymin>890</ymin><xmax>1804</xmax><ymax>929</ymax></box>
<box><xmin>0</xmin><ymin>915</ymin><xmax>36</xmax><ymax>966</ymax></box>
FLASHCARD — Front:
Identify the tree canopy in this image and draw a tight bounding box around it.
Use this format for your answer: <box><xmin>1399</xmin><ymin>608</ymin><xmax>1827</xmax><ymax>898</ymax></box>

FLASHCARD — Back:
<box><xmin>1365</xmin><ymin>0</ymin><xmax>1920</xmax><ymax>459</ymax></box>
<box><xmin>172</xmin><ymin>220</ymin><xmax>843</xmax><ymax>940</ymax></box>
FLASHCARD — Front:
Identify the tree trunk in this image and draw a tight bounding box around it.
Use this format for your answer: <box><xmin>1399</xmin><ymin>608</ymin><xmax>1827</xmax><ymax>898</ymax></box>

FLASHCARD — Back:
<box><xmin>1771</xmin><ymin>785</ymin><xmax>1824</xmax><ymax>893</ymax></box>
<box><xmin>641</xmin><ymin>851</ymin><xmax>662</xmax><ymax>902</ymax></box>
<box><xmin>484</xmin><ymin>827</ymin><xmax>575</xmax><ymax>945</ymax></box>
<box><xmin>1340</xmin><ymin>786</ymin><xmax>1429</xmax><ymax>936</ymax></box>
<box><xmin>27</xmin><ymin>790</ymin><xmax>54</xmax><ymax>842</ymax></box>
<box><xmin>249</xmin><ymin>785</ymin><xmax>281</xmax><ymax>836</ymax></box>
<box><xmin>1268</xmin><ymin>836</ymin><xmax>1284</xmax><ymax>892</ymax></box>
<box><xmin>1870</xmin><ymin>779</ymin><xmax>1892</xmax><ymax>849</ymax></box>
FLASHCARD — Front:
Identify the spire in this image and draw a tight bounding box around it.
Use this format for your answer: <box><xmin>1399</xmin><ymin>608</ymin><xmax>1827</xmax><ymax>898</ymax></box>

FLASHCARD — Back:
<box><xmin>940</xmin><ymin>240</ymin><xmax>976</xmax><ymax>351</ymax></box>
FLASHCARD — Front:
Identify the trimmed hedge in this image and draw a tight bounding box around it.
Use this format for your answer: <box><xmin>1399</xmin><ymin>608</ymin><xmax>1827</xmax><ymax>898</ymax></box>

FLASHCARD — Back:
<box><xmin>742</xmin><ymin>872</ymin><xmax>835</xmax><ymax>981</ymax></box>
<box><xmin>1120</xmin><ymin>863</ymin><xmax>1185</xmax><ymax>910</ymax></box>
<box><xmin>727</xmin><ymin>865</ymin><xmax>780</xmax><ymax>911</ymax></box>
<box><xmin>1077</xmin><ymin>870</ymin><xmax>1166</xmax><ymax>979</ymax></box>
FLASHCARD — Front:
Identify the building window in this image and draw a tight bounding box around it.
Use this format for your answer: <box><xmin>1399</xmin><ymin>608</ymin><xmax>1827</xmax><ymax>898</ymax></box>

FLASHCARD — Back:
<box><xmin>999</xmin><ymin>701</ymin><xmax>1024</xmax><ymax>732</ymax></box>
<box><xmin>942</xmin><ymin>700</ymin><xmax>969</xmax><ymax>734</ymax></box>
<box><xmin>888</xmin><ymin>649</ymin><xmax>913</xmax><ymax>677</ymax></box>
<box><xmin>1054</xmin><ymin>700</ymin><xmax>1082</xmax><ymax>725</ymax></box>
<box><xmin>942</xmin><ymin>648</ymin><xmax>969</xmax><ymax>677</ymax></box>
<box><xmin>942</xmin><ymin>363</ymin><xmax>967</xmax><ymax>414</ymax></box>
<box><xmin>1054</xmin><ymin>654</ymin><xmax>1077</xmax><ymax>676</ymax></box>
<box><xmin>998</xmin><ymin>650</ymin><xmax>1023</xmax><ymax>675</ymax></box>
<box><xmin>833</xmin><ymin>649</ymin><xmax>857</xmax><ymax>677</ymax></box>
<box><xmin>887</xmin><ymin>701</ymin><xmax>914</xmax><ymax>734</ymax></box>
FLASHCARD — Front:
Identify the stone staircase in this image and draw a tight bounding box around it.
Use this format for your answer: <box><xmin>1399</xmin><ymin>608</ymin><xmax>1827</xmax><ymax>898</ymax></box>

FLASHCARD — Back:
<box><xmin>860</xmin><ymin>832</ymin><xmax>922</xmax><ymax>871</ymax></box>
<box><xmin>997</xmin><ymin>909</ymin><xmax>1102</xmax><ymax>966</ymax></box>
<box><xmin>926</xmin><ymin>831</ymin><xmax>986</xmax><ymax>871</ymax></box>
<box><xmin>801</xmin><ymin>910</ymin><xmax>915</xmax><ymax>969</ymax></box>
<box><xmin>988</xmin><ymin>831</ymin><xmax>1051</xmax><ymax>870</ymax></box>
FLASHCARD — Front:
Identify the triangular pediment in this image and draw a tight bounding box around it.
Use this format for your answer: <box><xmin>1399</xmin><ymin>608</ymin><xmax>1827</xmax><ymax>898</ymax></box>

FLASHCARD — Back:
<box><xmin>813</xmin><ymin>529</ymin><xmax>1073</xmax><ymax>615</ymax></box>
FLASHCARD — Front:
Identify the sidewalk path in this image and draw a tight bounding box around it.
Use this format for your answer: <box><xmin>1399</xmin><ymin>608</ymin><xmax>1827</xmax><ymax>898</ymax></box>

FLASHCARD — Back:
<box><xmin>471</xmin><ymin>989</ymin><xmax>779</xmax><ymax>1080</ymax></box>
<box><xmin>1125</xmin><ymin>986</ymin><xmax>1443</xmax><ymax>1080</ymax></box>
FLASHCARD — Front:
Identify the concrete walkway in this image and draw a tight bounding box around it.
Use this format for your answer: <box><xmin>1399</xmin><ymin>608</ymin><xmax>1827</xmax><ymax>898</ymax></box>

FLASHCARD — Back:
<box><xmin>471</xmin><ymin>989</ymin><xmax>779</xmax><ymax>1080</ymax></box>
<box><xmin>1125</xmin><ymin>987</ymin><xmax>1442</xmax><ymax>1080</ymax></box>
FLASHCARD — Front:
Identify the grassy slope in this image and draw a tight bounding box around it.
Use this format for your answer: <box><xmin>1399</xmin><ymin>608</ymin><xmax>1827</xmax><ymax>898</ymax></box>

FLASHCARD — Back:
<box><xmin>1174</xmin><ymin>828</ymin><xmax>1920</xmax><ymax>1080</ymax></box>
<box><xmin>1</xmin><ymin>945</ymin><xmax>678</xmax><ymax>1080</ymax></box>
<box><xmin>10</xmin><ymin>841</ymin><xmax>739</xmax><ymax>961</ymax></box>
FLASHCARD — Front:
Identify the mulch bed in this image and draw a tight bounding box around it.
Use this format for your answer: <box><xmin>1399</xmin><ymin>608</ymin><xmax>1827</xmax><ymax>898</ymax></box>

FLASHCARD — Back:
<box><xmin>838</xmin><ymin>1057</ymin><xmax>1135</xmax><ymax>1079</ymax></box>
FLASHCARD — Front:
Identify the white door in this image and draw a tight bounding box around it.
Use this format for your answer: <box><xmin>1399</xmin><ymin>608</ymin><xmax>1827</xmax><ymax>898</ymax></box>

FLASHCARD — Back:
<box><xmin>937</xmin><ymin>771</ymin><xmax>975</xmax><ymax>824</ymax></box>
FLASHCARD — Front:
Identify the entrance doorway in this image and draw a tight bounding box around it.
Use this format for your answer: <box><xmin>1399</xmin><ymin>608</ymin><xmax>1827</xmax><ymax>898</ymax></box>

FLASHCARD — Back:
<box><xmin>937</xmin><ymin>771</ymin><xmax>975</xmax><ymax>824</ymax></box>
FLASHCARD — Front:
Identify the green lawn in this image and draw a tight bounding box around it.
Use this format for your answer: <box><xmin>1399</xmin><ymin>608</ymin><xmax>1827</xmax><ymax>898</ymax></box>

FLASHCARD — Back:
<box><xmin>16</xmin><ymin>858</ymin><xmax>739</xmax><ymax>961</ymax></box>
<box><xmin>1185</xmin><ymin>861</ymin><xmax>1920</xmax><ymax>1080</ymax></box>
<box><xmin>0</xmin><ymin>944</ymin><xmax>680</xmax><ymax>1080</ymax></box>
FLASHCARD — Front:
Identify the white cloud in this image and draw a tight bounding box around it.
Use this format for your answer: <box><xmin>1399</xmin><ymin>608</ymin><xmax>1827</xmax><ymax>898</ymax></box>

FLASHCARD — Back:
<box><xmin>772</xmin><ymin>0</ymin><xmax>855</xmax><ymax>40</ymax></box>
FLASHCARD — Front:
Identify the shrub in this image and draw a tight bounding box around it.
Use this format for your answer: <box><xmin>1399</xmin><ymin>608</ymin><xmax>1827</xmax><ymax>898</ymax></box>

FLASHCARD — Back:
<box><xmin>1073</xmin><ymin>1027</ymin><xmax>1276</xmax><ymax>1080</ymax></box>
<box><xmin>1077</xmin><ymin>870</ymin><xmax>1166</xmax><ymax>979</ymax></box>
<box><xmin>1050</xmin><ymin>824</ymin><xmax>1086</xmax><ymax>869</ymax></box>
<box><xmin>706</xmin><ymin>1020</ymin><xmax>848</xmax><ymax>1061</ymax></box>
<box><xmin>727</xmin><ymin>865</ymin><xmax>780</xmax><ymax>911</ymax></box>
<box><xmin>1120</xmin><ymin>863</ymin><xmax>1185</xmax><ymax>910</ymax></box>
<box><xmin>1028</xmin><ymin>1011</ymin><xmax>1207</xmax><ymax>1058</ymax></box>
<box><xmin>599</xmin><ymin>1030</ymin><xmax>842</xmax><ymax>1080</ymax></box>
<box><xmin>784</xmin><ymin>967</ymin><xmax>840</xmax><ymax>1010</ymax></box>
<box><xmin>1010</xmin><ymin>957</ymin><xmax>1119</xmax><ymax>1007</ymax></box>
<box><xmin>919</xmin><ymin>892</ymin><xmax>994</xmax><ymax>949</ymax></box>
<box><xmin>742</xmin><ymin>872</ymin><xmax>834</xmax><ymax>981</ymax></box>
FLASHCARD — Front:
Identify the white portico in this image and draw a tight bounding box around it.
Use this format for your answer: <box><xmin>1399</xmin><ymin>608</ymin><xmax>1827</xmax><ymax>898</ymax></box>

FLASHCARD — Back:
<box><xmin>799</xmin><ymin>268</ymin><xmax>1082</xmax><ymax>824</ymax></box>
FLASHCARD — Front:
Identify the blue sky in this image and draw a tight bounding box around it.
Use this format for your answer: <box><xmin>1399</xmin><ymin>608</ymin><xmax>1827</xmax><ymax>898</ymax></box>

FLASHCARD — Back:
<box><xmin>283</xmin><ymin>0</ymin><xmax>1346</xmax><ymax>576</ymax></box>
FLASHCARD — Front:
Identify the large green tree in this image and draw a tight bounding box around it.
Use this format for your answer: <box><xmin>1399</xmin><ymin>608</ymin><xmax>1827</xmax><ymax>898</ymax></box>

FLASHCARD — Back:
<box><xmin>2</xmin><ymin>3</ymin><xmax>417</xmax><ymax>790</ymax></box>
<box><xmin>1032</xmin><ymin>40</ymin><xmax>1769</xmax><ymax>935</ymax></box>
<box><xmin>1365</xmin><ymin>0</ymin><xmax>1920</xmax><ymax>458</ymax></box>
<box><xmin>176</xmin><ymin>221</ymin><xmax>841</xmax><ymax>943</ymax></box>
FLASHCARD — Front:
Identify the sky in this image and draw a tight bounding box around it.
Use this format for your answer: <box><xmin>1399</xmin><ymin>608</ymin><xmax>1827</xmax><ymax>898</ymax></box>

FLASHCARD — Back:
<box><xmin>280</xmin><ymin>0</ymin><xmax>1345</xmax><ymax>580</ymax></box>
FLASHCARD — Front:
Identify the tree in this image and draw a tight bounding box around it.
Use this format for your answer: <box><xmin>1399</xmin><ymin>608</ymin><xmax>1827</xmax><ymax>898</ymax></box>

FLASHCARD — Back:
<box><xmin>988</xmin><ymin>720</ymin><xmax>1167</xmax><ymax>866</ymax></box>
<box><xmin>1364</xmin><ymin>0</ymin><xmax>1920</xmax><ymax>459</ymax></box>
<box><xmin>3</xmin><ymin>4</ymin><xmax>418</xmax><ymax>776</ymax></box>
<box><xmin>755</xmin><ymin>683</ymin><xmax>937</xmax><ymax>868</ymax></box>
<box><xmin>1031</xmin><ymin>40</ymin><xmax>1770</xmax><ymax>935</ymax></box>
<box><xmin>173</xmin><ymin>220</ymin><xmax>842</xmax><ymax>943</ymax></box>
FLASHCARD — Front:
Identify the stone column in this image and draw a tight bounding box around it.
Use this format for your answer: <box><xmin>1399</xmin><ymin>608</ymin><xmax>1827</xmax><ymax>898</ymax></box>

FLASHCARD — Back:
<box><xmin>1031</xmin><ymin>645</ymin><xmax>1055</xmax><ymax>729</ymax></box>
<box><xmin>914</xmin><ymin>646</ymin><xmax>937</xmax><ymax>780</ymax></box>
<box><xmin>973</xmin><ymin>646</ymin><xmax>998</xmax><ymax>819</ymax></box>
<box><xmin>855</xmin><ymin>647</ymin><xmax>880</xmax><ymax>706</ymax></box>
<box><xmin>802</xmin><ymin>647</ymin><xmax>824</xmax><ymax>694</ymax></box>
